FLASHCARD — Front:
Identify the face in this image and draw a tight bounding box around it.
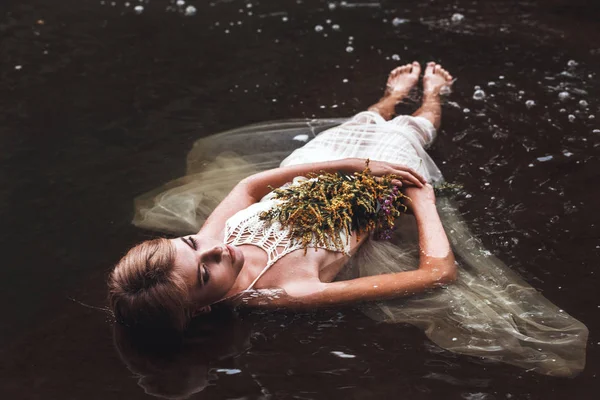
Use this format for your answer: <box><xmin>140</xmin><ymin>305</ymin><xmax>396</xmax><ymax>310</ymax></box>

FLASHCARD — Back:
<box><xmin>171</xmin><ymin>235</ymin><xmax>245</xmax><ymax>310</ymax></box>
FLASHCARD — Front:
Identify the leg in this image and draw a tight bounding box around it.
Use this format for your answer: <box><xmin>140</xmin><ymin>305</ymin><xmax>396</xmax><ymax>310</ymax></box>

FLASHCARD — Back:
<box><xmin>412</xmin><ymin>62</ymin><xmax>453</xmax><ymax>130</ymax></box>
<box><xmin>368</xmin><ymin>62</ymin><xmax>421</xmax><ymax>121</ymax></box>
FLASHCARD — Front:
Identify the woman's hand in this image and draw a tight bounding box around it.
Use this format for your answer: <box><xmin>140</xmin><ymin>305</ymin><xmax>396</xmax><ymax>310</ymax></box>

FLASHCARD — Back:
<box><xmin>355</xmin><ymin>159</ymin><xmax>426</xmax><ymax>187</ymax></box>
<box><xmin>404</xmin><ymin>184</ymin><xmax>436</xmax><ymax>213</ymax></box>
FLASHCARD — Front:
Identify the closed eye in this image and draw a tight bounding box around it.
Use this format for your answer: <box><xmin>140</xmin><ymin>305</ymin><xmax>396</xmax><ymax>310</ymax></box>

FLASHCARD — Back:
<box><xmin>197</xmin><ymin>264</ymin><xmax>210</xmax><ymax>286</ymax></box>
<box><xmin>187</xmin><ymin>236</ymin><xmax>198</xmax><ymax>250</ymax></box>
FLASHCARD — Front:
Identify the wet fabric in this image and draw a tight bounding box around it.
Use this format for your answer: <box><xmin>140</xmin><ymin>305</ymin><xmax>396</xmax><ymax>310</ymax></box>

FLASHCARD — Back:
<box><xmin>132</xmin><ymin>115</ymin><xmax>588</xmax><ymax>377</ymax></box>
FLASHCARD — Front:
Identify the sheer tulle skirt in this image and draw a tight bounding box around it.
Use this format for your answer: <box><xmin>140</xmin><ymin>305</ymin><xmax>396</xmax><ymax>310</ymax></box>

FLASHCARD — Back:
<box><xmin>132</xmin><ymin>114</ymin><xmax>588</xmax><ymax>377</ymax></box>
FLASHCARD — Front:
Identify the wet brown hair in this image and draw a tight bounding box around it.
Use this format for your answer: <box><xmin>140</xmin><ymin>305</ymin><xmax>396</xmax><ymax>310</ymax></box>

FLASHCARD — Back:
<box><xmin>108</xmin><ymin>238</ymin><xmax>191</xmax><ymax>332</ymax></box>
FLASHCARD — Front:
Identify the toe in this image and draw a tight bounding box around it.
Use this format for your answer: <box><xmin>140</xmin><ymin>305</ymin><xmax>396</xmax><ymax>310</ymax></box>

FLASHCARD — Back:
<box><xmin>425</xmin><ymin>62</ymin><xmax>435</xmax><ymax>75</ymax></box>
<box><xmin>411</xmin><ymin>61</ymin><xmax>421</xmax><ymax>74</ymax></box>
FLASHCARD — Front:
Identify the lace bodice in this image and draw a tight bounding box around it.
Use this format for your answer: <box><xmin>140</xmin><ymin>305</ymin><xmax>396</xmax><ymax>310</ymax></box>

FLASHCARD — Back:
<box><xmin>224</xmin><ymin>187</ymin><xmax>351</xmax><ymax>291</ymax></box>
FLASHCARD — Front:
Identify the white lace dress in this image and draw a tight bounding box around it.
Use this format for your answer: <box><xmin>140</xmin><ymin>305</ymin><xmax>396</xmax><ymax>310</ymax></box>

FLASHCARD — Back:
<box><xmin>131</xmin><ymin>113</ymin><xmax>588</xmax><ymax>377</ymax></box>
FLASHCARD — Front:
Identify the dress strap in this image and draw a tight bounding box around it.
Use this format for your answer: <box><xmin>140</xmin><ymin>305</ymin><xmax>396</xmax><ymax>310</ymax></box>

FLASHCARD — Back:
<box><xmin>245</xmin><ymin>262</ymin><xmax>275</xmax><ymax>291</ymax></box>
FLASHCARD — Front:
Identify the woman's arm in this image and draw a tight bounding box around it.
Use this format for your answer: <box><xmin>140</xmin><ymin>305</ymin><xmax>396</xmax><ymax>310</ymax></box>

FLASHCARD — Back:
<box><xmin>199</xmin><ymin>158</ymin><xmax>425</xmax><ymax>237</ymax></box>
<box><xmin>276</xmin><ymin>185</ymin><xmax>457</xmax><ymax>307</ymax></box>
<box><xmin>242</xmin><ymin>158</ymin><xmax>426</xmax><ymax>201</ymax></box>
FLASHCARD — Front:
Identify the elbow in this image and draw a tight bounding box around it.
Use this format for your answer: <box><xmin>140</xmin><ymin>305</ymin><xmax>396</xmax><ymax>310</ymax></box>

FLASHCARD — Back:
<box><xmin>438</xmin><ymin>263</ymin><xmax>457</xmax><ymax>285</ymax></box>
<box><xmin>441</xmin><ymin>267</ymin><xmax>457</xmax><ymax>284</ymax></box>
<box><xmin>422</xmin><ymin>254</ymin><xmax>457</xmax><ymax>286</ymax></box>
<box><xmin>427</xmin><ymin>262</ymin><xmax>457</xmax><ymax>286</ymax></box>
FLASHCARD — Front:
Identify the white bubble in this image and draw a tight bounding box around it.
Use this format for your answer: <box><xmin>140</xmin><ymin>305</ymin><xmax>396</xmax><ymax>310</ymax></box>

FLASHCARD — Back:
<box><xmin>392</xmin><ymin>17</ymin><xmax>409</xmax><ymax>26</ymax></box>
<box><xmin>579</xmin><ymin>100</ymin><xmax>588</xmax><ymax>108</ymax></box>
<box><xmin>14</xmin><ymin>65</ymin><xmax>22</xmax><ymax>70</ymax></box>
<box><xmin>558</xmin><ymin>91</ymin><xmax>570</xmax><ymax>101</ymax></box>
<box><xmin>216</xmin><ymin>368</ymin><xmax>242</xmax><ymax>375</ymax></box>
<box><xmin>315</xmin><ymin>25</ymin><xmax>324</xmax><ymax>32</ymax></box>
<box><xmin>568</xmin><ymin>114</ymin><xmax>576</xmax><ymax>122</ymax></box>
<box><xmin>593</xmin><ymin>129</ymin><xmax>600</xmax><ymax>134</ymax></box>
<box><xmin>342</xmin><ymin>78</ymin><xmax>348</xmax><ymax>83</ymax></box>
<box><xmin>326</xmin><ymin>19</ymin><xmax>331</xmax><ymax>24</ymax></box>
<box><xmin>473</xmin><ymin>89</ymin><xmax>486</xmax><ymax>101</ymax></box>
<box><xmin>487</xmin><ymin>81</ymin><xmax>496</xmax><ymax>86</ymax></box>
<box><xmin>525</xmin><ymin>100</ymin><xmax>535</xmax><ymax>108</ymax></box>
<box><xmin>247</xmin><ymin>3</ymin><xmax>253</xmax><ymax>8</ymax></box>
<box><xmin>537</xmin><ymin>155</ymin><xmax>553</xmax><ymax>162</ymax></box>
<box><xmin>391</xmin><ymin>54</ymin><xmax>400</xmax><ymax>61</ymax></box>
<box><xmin>589</xmin><ymin>115</ymin><xmax>595</xmax><ymax>119</ymax></box>
<box><xmin>499</xmin><ymin>75</ymin><xmax>505</xmax><ymax>79</ymax></box>
<box><xmin>134</xmin><ymin>5</ymin><xmax>144</xmax><ymax>14</ymax></box>
<box><xmin>328</xmin><ymin>2</ymin><xmax>337</xmax><ymax>10</ymax></box>
<box><xmin>451</xmin><ymin>13</ymin><xmax>464</xmax><ymax>23</ymax></box>
<box><xmin>282</xmin><ymin>16</ymin><xmax>288</xmax><ymax>22</ymax></box>
<box><xmin>567</xmin><ymin>59</ymin><xmax>578</xmax><ymax>68</ymax></box>
<box><xmin>346</xmin><ymin>46</ymin><xmax>354</xmax><ymax>53</ymax></box>
<box><xmin>559</xmin><ymin>108</ymin><xmax>566</xmax><ymax>113</ymax></box>
<box><xmin>293</xmin><ymin>134</ymin><xmax>309</xmax><ymax>142</ymax></box>
<box><xmin>124</xmin><ymin>1</ymin><xmax>130</xmax><ymax>6</ymax></box>
<box><xmin>348</xmin><ymin>36</ymin><xmax>354</xmax><ymax>41</ymax></box>
<box><xmin>463</xmin><ymin>108</ymin><xmax>471</xmax><ymax>113</ymax></box>
<box><xmin>176</xmin><ymin>0</ymin><xmax>185</xmax><ymax>6</ymax></box>
<box><xmin>452</xmin><ymin>337</ymin><xmax>458</xmax><ymax>341</ymax></box>
<box><xmin>331</xmin><ymin>351</ymin><xmax>356</xmax><ymax>359</ymax></box>
<box><xmin>184</xmin><ymin>5</ymin><xmax>196</xmax><ymax>16</ymax></box>
<box><xmin>332</xmin><ymin>24</ymin><xmax>340</xmax><ymax>31</ymax></box>
<box><xmin>474</xmin><ymin>85</ymin><xmax>481</xmax><ymax>90</ymax></box>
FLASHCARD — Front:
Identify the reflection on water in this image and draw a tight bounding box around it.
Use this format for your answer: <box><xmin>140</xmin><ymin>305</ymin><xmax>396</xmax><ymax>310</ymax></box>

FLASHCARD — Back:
<box><xmin>1</xmin><ymin>0</ymin><xmax>599</xmax><ymax>399</ymax></box>
<box><xmin>113</xmin><ymin>309</ymin><xmax>252</xmax><ymax>399</ymax></box>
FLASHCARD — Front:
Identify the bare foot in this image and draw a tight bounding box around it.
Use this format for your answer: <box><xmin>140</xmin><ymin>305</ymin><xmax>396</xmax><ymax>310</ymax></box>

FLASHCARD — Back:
<box><xmin>385</xmin><ymin>61</ymin><xmax>421</xmax><ymax>98</ymax></box>
<box><xmin>368</xmin><ymin>61</ymin><xmax>421</xmax><ymax>120</ymax></box>
<box><xmin>422</xmin><ymin>61</ymin><xmax>453</xmax><ymax>95</ymax></box>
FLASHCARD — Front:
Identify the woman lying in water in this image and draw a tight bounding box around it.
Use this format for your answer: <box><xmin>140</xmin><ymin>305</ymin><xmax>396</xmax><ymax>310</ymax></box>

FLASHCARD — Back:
<box><xmin>109</xmin><ymin>61</ymin><xmax>456</xmax><ymax>329</ymax></box>
<box><xmin>109</xmin><ymin>62</ymin><xmax>588</xmax><ymax>377</ymax></box>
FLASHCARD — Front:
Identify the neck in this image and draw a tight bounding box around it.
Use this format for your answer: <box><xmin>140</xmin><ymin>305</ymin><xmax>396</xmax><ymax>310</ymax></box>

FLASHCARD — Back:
<box><xmin>224</xmin><ymin>255</ymin><xmax>263</xmax><ymax>300</ymax></box>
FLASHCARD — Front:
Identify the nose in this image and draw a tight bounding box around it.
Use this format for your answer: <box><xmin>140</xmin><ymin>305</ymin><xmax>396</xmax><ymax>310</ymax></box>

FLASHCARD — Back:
<box><xmin>203</xmin><ymin>245</ymin><xmax>224</xmax><ymax>261</ymax></box>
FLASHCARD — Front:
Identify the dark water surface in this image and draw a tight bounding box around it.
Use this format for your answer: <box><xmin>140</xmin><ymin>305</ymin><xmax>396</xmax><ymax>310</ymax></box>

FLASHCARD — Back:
<box><xmin>1</xmin><ymin>0</ymin><xmax>599</xmax><ymax>398</ymax></box>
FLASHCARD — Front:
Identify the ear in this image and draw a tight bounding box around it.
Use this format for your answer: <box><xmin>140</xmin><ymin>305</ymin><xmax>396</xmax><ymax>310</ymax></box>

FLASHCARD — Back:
<box><xmin>192</xmin><ymin>305</ymin><xmax>212</xmax><ymax>316</ymax></box>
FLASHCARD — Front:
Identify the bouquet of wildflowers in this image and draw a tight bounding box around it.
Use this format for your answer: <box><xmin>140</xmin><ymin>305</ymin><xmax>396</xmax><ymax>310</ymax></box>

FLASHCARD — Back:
<box><xmin>259</xmin><ymin>160</ymin><xmax>407</xmax><ymax>252</ymax></box>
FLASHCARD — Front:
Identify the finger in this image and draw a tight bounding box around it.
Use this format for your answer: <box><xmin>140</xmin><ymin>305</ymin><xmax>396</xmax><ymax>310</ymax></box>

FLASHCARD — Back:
<box><xmin>394</xmin><ymin>166</ymin><xmax>426</xmax><ymax>184</ymax></box>
<box><xmin>391</xmin><ymin>179</ymin><xmax>403</xmax><ymax>187</ymax></box>
<box><xmin>397</xmin><ymin>171</ymin><xmax>423</xmax><ymax>187</ymax></box>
